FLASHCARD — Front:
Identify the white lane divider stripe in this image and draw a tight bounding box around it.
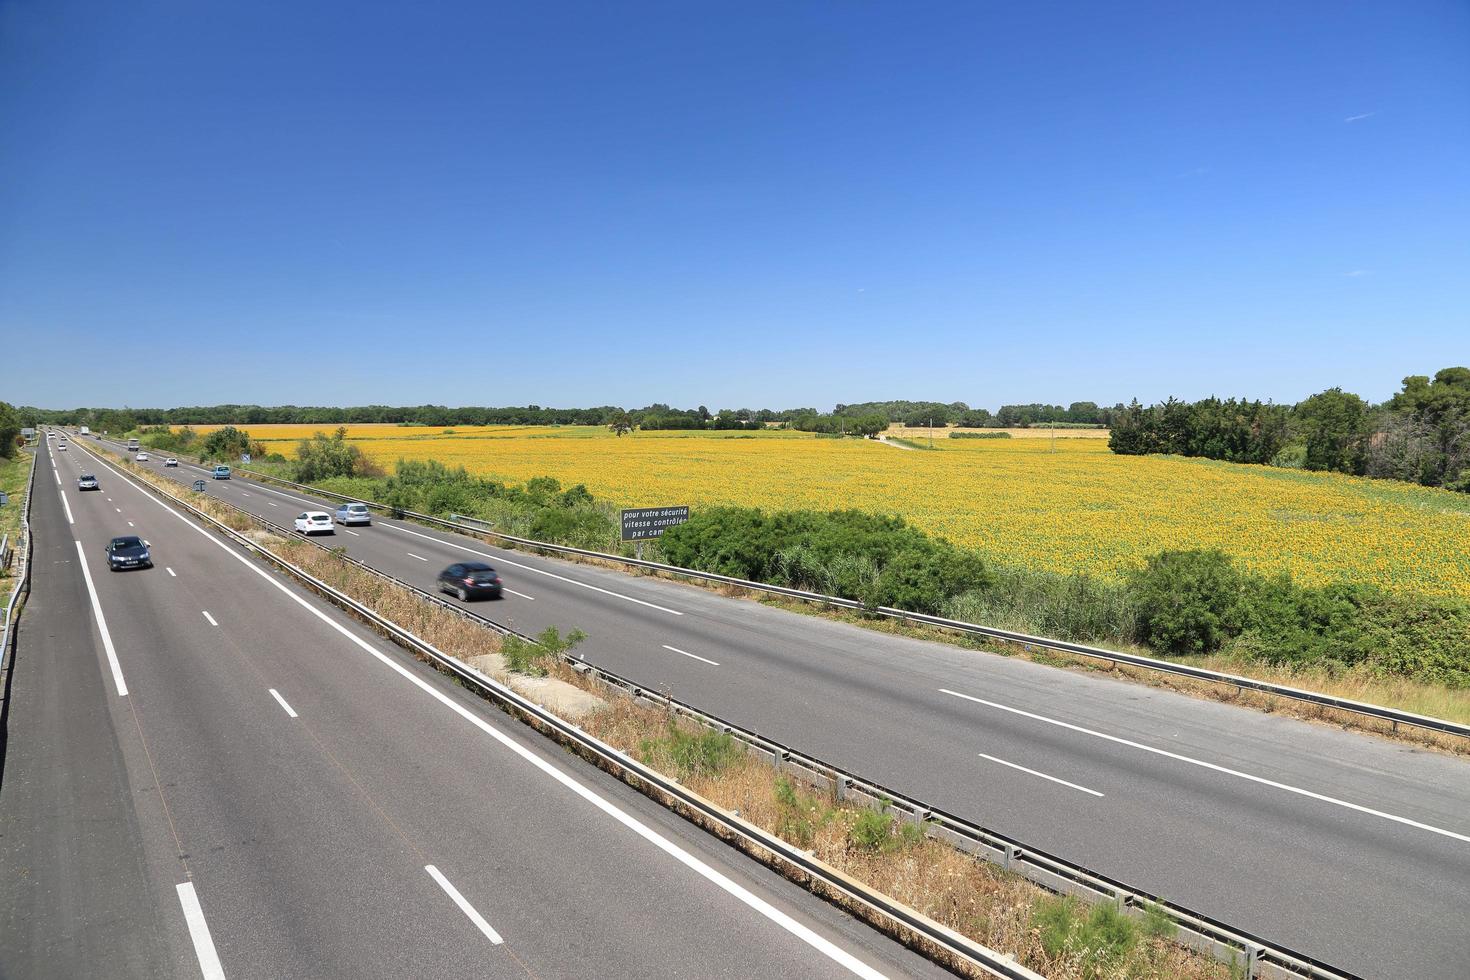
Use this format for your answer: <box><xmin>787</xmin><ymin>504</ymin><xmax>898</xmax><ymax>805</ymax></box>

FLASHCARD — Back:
<box><xmin>167</xmin><ymin>567</ymin><xmax>177</xmax><ymax>576</ymax></box>
<box><xmin>407</xmin><ymin>552</ymin><xmax>429</xmax><ymax>562</ymax></box>
<box><xmin>940</xmin><ymin>688</ymin><xmax>1470</xmax><ymax>844</ymax></box>
<box><xmin>979</xmin><ymin>753</ymin><xmax>1104</xmax><ymax>797</ymax></box>
<box><xmin>86</xmin><ymin>448</ymin><xmax>885</xmax><ymax>979</ymax></box>
<box><xmin>380</xmin><ymin>521</ymin><xmax>683</xmax><ymax>616</ymax></box>
<box><xmin>266</xmin><ymin>501</ymin><xmax>278</xmax><ymax>507</ymax></box>
<box><xmin>60</xmin><ymin>490</ymin><xmax>75</xmax><ymax>525</ymax></box>
<box><xmin>127</xmin><ymin>521</ymin><xmax>134</xmax><ymax>527</ymax></box>
<box><xmin>202</xmin><ymin>611</ymin><xmax>219</xmax><ymax>626</ymax></box>
<box><xmin>74</xmin><ymin>541</ymin><xmax>126</xmax><ymax>696</ymax></box>
<box><xmin>425</xmin><ymin>865</ymin><xmax>503</xmax><ymax>945</ymax></box>
<box><xmin>269</xmin><ymin>688</ymin><xmax>299</xmax><ymax>718</ymax></box>
<box><xmin>663</xmin><ymin>644</ymin><xmax>719</xmax><ymax>666</ymax></box>
<box><xmin>502</xmin><ymin>588</ymin><xmax>534</xmax><ymax>600</ymax></box>
<box><xmin>176</xmin><ymin>882</ymin><xmax>227</xmax><ymax>980</ymax></box>
<box><xmin>341</xmin><ymin>528</ymin><xmax>360</xmax><ymax>536</ymax></box>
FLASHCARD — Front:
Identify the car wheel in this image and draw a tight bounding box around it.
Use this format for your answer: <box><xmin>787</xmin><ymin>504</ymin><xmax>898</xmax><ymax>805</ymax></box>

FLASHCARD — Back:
<box><xmin>456</xmin><ymin>587</ymin><xmax>468</xmax><ymax>601</ymax></box>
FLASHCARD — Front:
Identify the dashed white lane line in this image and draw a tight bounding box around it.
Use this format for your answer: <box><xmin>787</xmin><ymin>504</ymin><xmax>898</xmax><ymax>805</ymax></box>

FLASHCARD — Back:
<box><xmin>202</xmin><ymin>611</ymin><xmax>219</xmax><ymax>627</ymax></box>
<box><xmin>167</xmin><ymin>567</ymin><xmax>177</xmax><ymax>577</ymax></box>
<box><xmin>663</xmin><ymin>644</ymin><xmax>719</xmax><ymax>666</ymax></box>
<box><xmin>407</xmin><ymin>552</ymin><xmax>429</xmax><ymax>562</ymax></box>
<box><xmin>60</xmin><ymin>490</ymin><xmax>75</xmax><ymax>525</ymax></box>
<box><xmin>380</xmin><ymin>521</ymin><xmax>684</xmax><ymax>616</ymax></box>
<box><xmin>115</xmin><ymin>507</ymin><xmax>121</xmax><ymax>513</ymax></box>
<box><xmin>269</xmin><ymin>688</ymin><xmax>299</xmax><ymax>718</ymax></box>
<box><xmin>266</xmin><ymin>501</ymin><xmax>278</xmax><ymax>507</ymax></box>
<box><xmin>425</xmin><ymin>865</ymin><xmax>504</xmax><ymax>945</ymax></box>
<box><xmin>127</xmin><ymin>521</ymin><xmax>134</xmax><ymax>527</ymax></box>
<box><xmin>979</xmin><ymin>753</ymin><xmax>1104</xmax><ymax>797</ymax></box>
<box><xmin>53</xmin><ymin>470</ymin><xmax>60</xmax><ymax>485</ymax></box>
<box><xmin>939</xmin><ymin>688</ymin><xmax>1470</xmax><ymax>845</ymax></box>
<box><xmin>240</xmin><ymin>492</ymin><xmax>250</xmax><ymax>496</ymax></box>
<box><xmin>340</xmin><ymin>528</ymin><xmax>360</xmax><ymax>536</ymax></box>
<box><xmin>502</xmin><ymin>587</ymin><xmax>535</xmax><ymax>600</ymax></box>
<box><xmin>73</xmin><ymin>541</ymin><xmax>128</xmax><ymax>697</ymax></box>
<box><xmin>176</xmin><ymin>882</ymin><xmax>226</xmax><ymax>980</ymax></box>
<box><xmin>71</xmin><ymin>446</ymin><xmax>893</xmax><ymax>980</ymax></box>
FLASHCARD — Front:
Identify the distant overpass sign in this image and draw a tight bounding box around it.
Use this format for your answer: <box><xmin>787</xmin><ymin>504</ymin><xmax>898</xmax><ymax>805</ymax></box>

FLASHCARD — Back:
<box><xmin>620</xmin><ymin>505</ymin><xmax>689</xmax><ymax>542</ymax></box>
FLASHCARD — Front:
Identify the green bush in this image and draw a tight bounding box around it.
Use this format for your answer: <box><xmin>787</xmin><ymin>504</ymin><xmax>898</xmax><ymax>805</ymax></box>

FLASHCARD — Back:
<box><xmin>501</xmin><ymin>625</ymin><xmax>585</xmax><ymax>676</ymax></box>
<box><xmin>293</xmin><ymin>427</ymin><xmax>378</xmax><ymax>482</ymax></box>
<box><xmin>1128</xmin><ymin>549</ymin><xmax>1246</xmax><ymax>654</ymax></box>
<box><xmin>846</xmin><ymin>802</ymin><xmax>925</xmax><ymax>853</ymax></box>
<box><xmin>659</xmin><ymin>507</ymin><xmax>991</xmax><ymax>615</ymax></box>
<box><xmin>1033</xmin><ymin>895</ymin><xmax>1138</xmax><ymax>961</ymax></box>
<box><xmin>639</xmin><ymin>723</ymin><xmax>741</xmax><ymax>780</ymax></box>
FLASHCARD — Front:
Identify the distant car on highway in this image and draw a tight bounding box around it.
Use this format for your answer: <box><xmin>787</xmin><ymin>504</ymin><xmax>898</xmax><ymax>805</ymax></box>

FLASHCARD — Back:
<box><xmin>164</xmin><ymin>457</ymin><xmax>179</xmax><ymax>467</ymax></box>
<box><xmin>78</xmin><ymin>474</ymin><xmax>99</xmax><ymax>491</ymax></box>
<box><xmin>136</xmin><ymin>452</ymin><xmax>150</xmax><ymax>461</ymax></box>
<box><xmin>212</xmin><ymin>465</ymin><xmax>231</xmax><ymax>479</ymax></box>
<box><xmin>437</xmin><ymin>561</ymin><xmax>502</xmax><ymax>600</ymax></box>
<box><xmin>127</xmin><ymin>438</ymin><xmax>140</xmax><ymax>451</ymax></box>
<box><xmin>334</xmin><ymin>502</ymin><xmax>372</xmax><ymax>526</ymax></box>
<box><xmin>294</xmin><ymin>511</ymin><xmax>335</xmax><ymax>535</ymax></box>
<box><xmin>57</xmin><ymin>442</ymin><xmax>67</xmax><ymax>451</ymax></box>
<box><xmin>105</xmin><ymin>535</ymin><xmax>152</xmax><ymax>571</ymax></box>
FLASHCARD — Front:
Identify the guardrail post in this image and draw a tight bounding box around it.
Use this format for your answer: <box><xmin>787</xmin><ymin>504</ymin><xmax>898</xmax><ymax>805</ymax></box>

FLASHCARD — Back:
<box><xmin>773</xmin><ymin>749</ymin><xmax>789</xmax><ymax>773</ymax></box>
<box><xmin>836</xmin><ymin>776</ymin><xmax>851</xmax><ymax>801</ymax></box>
<box><xmin>1003</xmin><ymin>844</ymin><xmax>1018</xmax><ymax>871</ymax></box>
<box><xmin>1243</xmin><ymin>943</ymin><xmax>1259</xmax><ymax>978</ymax></box>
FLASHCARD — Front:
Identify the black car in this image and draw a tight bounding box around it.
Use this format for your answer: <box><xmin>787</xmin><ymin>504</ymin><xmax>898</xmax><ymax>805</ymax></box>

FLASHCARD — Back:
<box><xmin>437</xmin><ymin>561</ymin><xmax>502</xmax><ymax>600</ymax></box>
<box><xmin>106</xmin><ymin>535</ymin><xmax>153</xmax><ymax>571</ymax></box>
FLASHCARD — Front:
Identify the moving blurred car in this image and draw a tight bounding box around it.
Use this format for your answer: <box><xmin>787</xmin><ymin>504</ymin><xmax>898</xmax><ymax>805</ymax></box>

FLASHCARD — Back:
<box><xmin>294</xmin><ymin>511</ymin><xmax>335</xmax><ymax>535</ymax></box>
<box><xmin>334</xmin><ymin>502</ymin><xmax>372</xmax><ymax>526</ymax></box>
<box><xmin>78</xmin><ymin>474</ymin><xmax>99</xmax><ymax>491</ymax></box>
<box><xmin>212</xmin><ymin>465</ymin><xmax>231</xmax><ymax>479</ymax></box>
<box><xmin>164</xmin><ymin>457</ymin><xmax>179</xmax><ymax>467</ymax></box>
<box><xmin>105</xmin><ymin>536</ymin><xmax>152</xmax><ymax>571</ymax></box>
<box><xmin>437</xmin><ymin>561</ymin><xmax>502</xmax><ymax>600</ymax></box>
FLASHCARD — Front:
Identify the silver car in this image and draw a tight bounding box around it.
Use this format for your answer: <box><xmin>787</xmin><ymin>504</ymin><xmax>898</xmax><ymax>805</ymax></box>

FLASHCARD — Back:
<box><xmin>78</xmin><ymin>474</ymin><xmax>99</xmax><ymax>491</ymax></box>
<box><xmin>334</xmin><ymin>502</ymin><xmax>372</xmax><ymax>526</ymax></box>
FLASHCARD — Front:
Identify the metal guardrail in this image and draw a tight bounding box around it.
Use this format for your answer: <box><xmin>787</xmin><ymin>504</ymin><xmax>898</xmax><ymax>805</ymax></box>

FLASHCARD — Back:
<box><xmin>71</xmin><ymin>437</ymin><xmax>1040</xmax><ymax>980</ymax></box>
<box><xmin>1</xmin><ymin>448</ymin><xmax>40</xmax><ymax>756</ymax></box>
<box><xmin>91</xmin><ymin>433</ymin><xmax>1462</xmax><ymax>743</ymax></box>
<box><xmin>78</xmin><ymin>437</ymin><xmax>1357</xmax><ymax>980</ymax></box>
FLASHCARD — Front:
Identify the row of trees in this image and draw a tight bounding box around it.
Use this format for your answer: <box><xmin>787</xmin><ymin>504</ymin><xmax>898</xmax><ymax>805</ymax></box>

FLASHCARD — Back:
<box><xmin>0</xmin><ymin>401</ymin><xmax>22</xmax><ymax>458</ymax></box>
<box><xmin>1109</xmin><ymin>367</ymin><xmax>1470</xmax><ymax>492</ymax></box>
<box><xmin>15</xmin><ymin>398</ymin><xmax>1118</xmax><ymax>433</ymax></box>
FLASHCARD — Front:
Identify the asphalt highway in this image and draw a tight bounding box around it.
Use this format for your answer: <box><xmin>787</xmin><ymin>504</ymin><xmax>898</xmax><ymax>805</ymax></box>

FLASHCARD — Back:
<box><xmin>76</xmin><ymin>432</ymin><xmax>1470</xmax><ymax>980</ymax></box>
<box><xmin>0</xmin><ymin>436</ymin><xmax>955</xmax><ymax>980</ymax></box>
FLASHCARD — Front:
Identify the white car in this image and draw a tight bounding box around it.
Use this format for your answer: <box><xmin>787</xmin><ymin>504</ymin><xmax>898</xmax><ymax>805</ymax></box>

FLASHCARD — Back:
<box><xmin>294</xmin><ymin>511</ymin><xmax>335</xmax><ymax>536</ymax></box>
<box><xmin>164</xmin><ymin>457</ymin><xmax>179</xmax><ymax>467</ymax></box>
<box><xmin>137</xmin><ymin>452</ymin><xmax>150</xmax><ymax>461</ymax></box>
<box><xmin>57</xmin><ymin>442</ymin><xmax>67</xmax><ymax>450</ymax></box>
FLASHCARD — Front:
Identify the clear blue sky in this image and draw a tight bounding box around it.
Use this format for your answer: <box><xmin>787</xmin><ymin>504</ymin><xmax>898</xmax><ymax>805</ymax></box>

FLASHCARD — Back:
<box><xmin>2</xmin><ymin>1</ymin><xmax>1466</xmax><ymax>410</ymax></box>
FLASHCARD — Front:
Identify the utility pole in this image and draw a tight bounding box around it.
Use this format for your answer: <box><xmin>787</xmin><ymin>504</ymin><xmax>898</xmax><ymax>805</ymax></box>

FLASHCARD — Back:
<box><xmin>929</xmin><ymin>417</ymin><xmax>934</xmax><ymax>450</ymax></box>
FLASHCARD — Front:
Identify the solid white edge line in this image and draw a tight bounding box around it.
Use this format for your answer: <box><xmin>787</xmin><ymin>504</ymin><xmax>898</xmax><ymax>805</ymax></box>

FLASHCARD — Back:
<box><xmin>73</xmin><ymin>541</ymin><xmax>128</xmax><ymax>697</ymax></box>
<box><xmin>176</xmin><ymin>882</ymin><xmax>227</xmax><ymax>980</ymax></box>
<box><xmin>269</xmin><ymin>688</ymin><xmax>299</xmax><ymax>718</ymax></box>
<box><xmin>74</xmin><ymin>441</ymin><xmax>887</xmax><ymax>980</ymax></box>
<box><xmin>940</xmin><ymin>688</ymin><xmax>1470</xmax><ymax>844</ymax></box>
<box><xmin>978</xmin><ymin>753</ymin><xmax>1104</xmax><ymax>797</ymax></box>
<box><xmin>379</xmin><ymin>521</ymin><xmax>684</xmax><ymax>616</ymax></box>
<box><xmin>425</xmin><ymin>865</ymin><xmax>504</xmax><ymax>945</ymax></box>
<box><xmin>407</xmin><ymin>552</ymin><xmax>428</xmax><ymax>562</ymax></box>
<box><xmin>663</xmin><ymin>644</ymin><xmax>719</xmax><ymax>666</ymax></box>
<box><xmin>202</xmin><ymin>611</ymin><xmax>218</xmax><ymax>626</ymax></box>
<box><xmin>502</xmin><ymin>587</ymin><xmax>535</xmax><ymax>600</ymax></box>
<box><xmin>60</xmin><ymin>489</ymin><xmax>75</xmax><ymax>525</ymax></box>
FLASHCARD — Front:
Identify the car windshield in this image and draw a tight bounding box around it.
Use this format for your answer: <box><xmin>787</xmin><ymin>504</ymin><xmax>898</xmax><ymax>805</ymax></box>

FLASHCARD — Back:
<box><xmin>81</xmin><ymin>474</ymin><xmax>94</xmax><ymax>480</ymax></box>
<box><xmin>113</xmin><ymin>537</ymin><xmax>143</xmax><ymax>549</ymax></box>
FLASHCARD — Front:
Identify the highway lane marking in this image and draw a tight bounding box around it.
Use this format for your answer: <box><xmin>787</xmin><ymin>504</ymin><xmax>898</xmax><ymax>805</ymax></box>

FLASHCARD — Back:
<box><xmin>115</xmin><ymin>507</ymin><xmax>121</xmax><ymax>512</ymax></box>
<box><xmin>167</xmin><ymin>567</ymin><xmax>177</xmax><ymax>576</ymax></box>
<box><xmin>176</xmin><ymin>882</ymin><xmax>227</xmax><ymax>980</ymax></box>
<box><xmin>53</xmin><ymin>470</ymin><xmax>59</xmax><ymax>485</ymax></box>
<box><xmin>340</xmin><ymin>528</ymin><xmax>360</xmax><ymax>536</ymax></box>
<box><xmin>73</xmin><ymin>541</ymin><xmax>128</xmax><ymax>697</ymax></box>
<box><xmin>425</xmin><ymin>865</ymin><xmax>504</xmax><ymax>945</ymax></box>
<box><xmin>240</xmin><ymin>492</ymin><xmax>250</xmax><ymax>496</ymax></box>
<box><xmin>269</xmin><ymin>688</ymin><xmax>299</xmax><ymax>718</ymax></box>
<box><xmin>266</xmin><ymin>501</ymin><xmax>278</xmax><ymax>507</ymax></box>
<box><xmin>978</xmin><ymin>753</ymin><xmax>1104</xmax><ymax>797</ymax></box>
<box><xmin>939</xmin><ymin>688</ymin><xmax>1470</xmax><ymax>845</ymax></box>
<box><xmin>60</xmin><ymin>490</ymin><xmax>75</xmax><ymax>525</ymax></box>
<box><xmin>127</xmin><ymin>521</ymin><xmax>134</xmax><ymax>527</ymax></box>
<box><xmin>503</xmin><ymin>587</ymin><xmax>534</xmax><ymax>600</ymax></box>
<box><xmin>379</xmin><ymin>522</ymin><xmax>684</xmax><ymax>616</ymax></box>
<box><xmin>407</xmin><ymin>552</ymin><xmax>429</xmax><ymax>562</ymax></box>
<box><xmin>92</xmin><ymin>455</ymin><xmax>886</xmax><ymax>980</ymax></box>
<box><xmin>663</xmin><ymin>644</ymin><xmax>719</xmax><ymax>666</ymax></box>
<box><xmin>202</xmin><ymin>611</ymin><xmax>219</xmax><ymax>626</ymax></box>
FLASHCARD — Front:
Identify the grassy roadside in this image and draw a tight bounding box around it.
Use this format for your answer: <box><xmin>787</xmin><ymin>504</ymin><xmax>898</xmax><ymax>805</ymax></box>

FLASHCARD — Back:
<box><xmin>0</xmin><ymin>448</ymin><xmax>34</xmax><ymax>576</ymax></box>
<box><xmin>98</xmin><ymin>444</ymin><xmax>1230</xmax><ymax>979</ymax></box>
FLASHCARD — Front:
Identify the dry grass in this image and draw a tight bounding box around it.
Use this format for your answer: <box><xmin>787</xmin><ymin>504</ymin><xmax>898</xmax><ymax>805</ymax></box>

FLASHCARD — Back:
<box><xmin>887</xmin><ymin>424</ymin><xmax>1112</xmax><ymax>439</ymax></box>
<box><xmin>581</xmin><ymin>699</ymin><xmax>1228</xmax><ymax>980</ymax></box>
